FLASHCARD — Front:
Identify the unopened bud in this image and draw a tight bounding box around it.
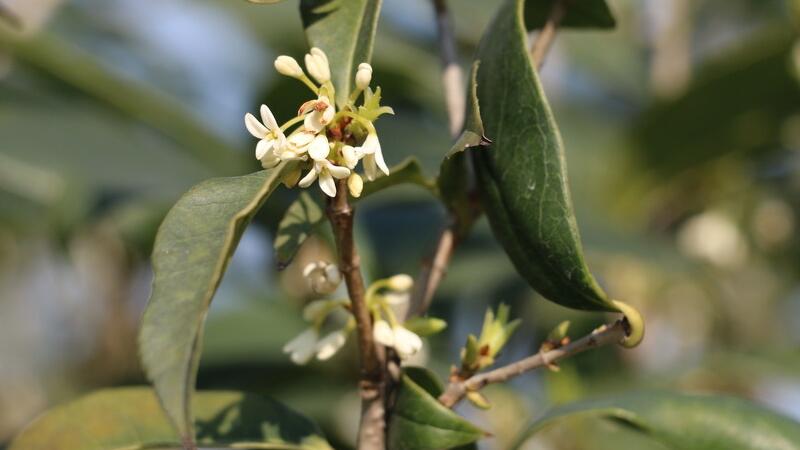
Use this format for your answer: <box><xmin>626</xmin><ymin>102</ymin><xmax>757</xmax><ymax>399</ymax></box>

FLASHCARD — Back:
<box><xmin>347</xmin><ymin>173</ymin><xmax>363</xmax><ymax>198</ymax></box>
<box><xmin>274</xmin><ymin>55</ymin><xmax>304</xmax><ymax>78</ymax></box>
<box><xmin>387</xmin><ymin>274</ymin><xmax>413</xmax><ymax>291</ymax></box>
<box><xmin>355</xmin><ymin>62</ymin><xmax>372</xmax><ymax>90</ymax></box>
<box><xmin>305</xmin><ymin>47</ymin><xmax>331</xmax><ymax>84</ymax></box>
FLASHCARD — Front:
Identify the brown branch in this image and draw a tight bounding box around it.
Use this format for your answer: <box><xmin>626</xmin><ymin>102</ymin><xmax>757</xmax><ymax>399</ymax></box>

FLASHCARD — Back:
<box><xmin>407</xmin><ymin>225</ymin><xmax>456</xmax><ymax>319</ymax></box>
<box><xmin>326</xmin><ymin>180</ymin><xmax>385</xmax><ymax>450</ymax></box>
<box><xmin>529</xmin><ymin>0</ymin><xmax>568</xmax><ymax>69</ymax></box>
<box><xmin>438</xmin><ymin>320</ymin><xmax>629</xmax><ymax>408</ymax></box>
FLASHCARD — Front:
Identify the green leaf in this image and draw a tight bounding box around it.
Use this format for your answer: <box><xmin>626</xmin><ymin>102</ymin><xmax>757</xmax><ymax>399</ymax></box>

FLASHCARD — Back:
<box><xmin>470</xmin><ymin>0</ymin><xmax>620</xmax><ymax>313</ymax></box>
<box><xmin>274</xmin><ymin>191</ymin><xmax>325</xmax><ymax>269</ymax></box>
<box><xmin>9</xmin><ymin>387</ymin><xmax>332</xmax><ymax>450</ymax></box>
<box><xmin>512</xmin><ymin>391</ymin><xmax>800</xmax><ymax>450</ymax></box>
<box><xmin>361</xmin><ymin>157</ymin><xmax>436</xmax><ymax>198</ymax></box>
<box><xmin>139</xmin><ymin>164</ymin><xmax>292</xmax><ymax>443</ymax></box>
<box><xmin>300</xmin><ymin>0</ymin><xmax>383</xmax><ymax>106</ymax></box>
<box><xmin>388</xmin><ymin>368</ymin><xmax>484</xmax><ymax>450</ymax></box>
<box><xmin>524</xmin><ymin>0</ymin><xmax>615</xmax><ymax>30</ymax></box>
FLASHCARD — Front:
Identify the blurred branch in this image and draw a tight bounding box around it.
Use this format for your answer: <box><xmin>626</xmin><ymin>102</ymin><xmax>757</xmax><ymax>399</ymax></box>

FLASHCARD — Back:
<box><xmin>431</xmin><ymin>0</ymin><xmax>464</xmax><ymax>136</ymax></box>
<box><xmin>529</xmin><ymin>0</ymin><xmax>568</xmax><ymax>69</ymax></box>
<box><xmin>438</xmin><ymin>320</ymin><xmax>629</xmax><ymax>408</ymax></box>
<box><xmin>407</xmin><ymin>0</ymin><xmax>464</xmax><ymax>321</ymax></box>
<box><xmin>327</xmin><ymin>179</ymin><xmax>385</xmax><ymax>450</ymax></box>
<box><xmin>0</xmin><ymin>26</ymin><xmax>246</xmax><ymax>174</ymax></box>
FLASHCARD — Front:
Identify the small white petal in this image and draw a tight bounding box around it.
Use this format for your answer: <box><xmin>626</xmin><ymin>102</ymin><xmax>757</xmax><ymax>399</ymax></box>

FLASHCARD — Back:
<box><xmin>303</xmin><ymin>261</ymin><xmax>321</xmax><ymax>278</ymax></box>
<box><xmin>304</xmin><ymin>112</ymin><xmax>324</xmax><ymax>133</ymax></box>
<box><xmin>245</xmin><ymin>112</ymin><xmax>268</xmax><ymax>138</ymax></box>
<box><xmin>374</xmin><ymin>146</ymin><xmax>390</xmax><ymax>176</ymax></box>
<box><xmin>373</xmin><ymin>320</ymin><xmax>395</xmax><ymax>347</ymax></box>
<box><xmin>283</xmin><ymin>328</ymin><xmax>318</xmax><ymax>353</ymax></box>
<box><xmin>342</xmin><ymin>145</ymin><xmax>359</xmax><ymax>169</ymax></box>
<box><xmin>362</xmin><ymin>133</ymin><xmax>379</xmax><ymax>155</ymax></box>
<box><xmin>363</xmin><ymin>153</ymin><xmax>378</xmax><ymax>181</ymax></box>
<box><xmin>288</xmin><ymin>131</ymin><xmax>315</xmax><ymax>151</ymax></box>
<box><xmin>260</xmin><ymin>104</ymin><xmax>279</xmax><ymax>131</ymax></box>
<box><xmin>261</xmin><ymin>152</ymin><xmax>281</xmax><ymax>169</ymax></box>
<box><xmin>255</xmin><ymin>139</ymin><xmax>273</xmax><ymax>160</ymax></box>
<box><xmin>298</xmin><ymin>168</ymin><xmax>318</xmax><ymax>188</ymax></box>
<box><xmin>311</xmin><ymin>47</ymin><xmax>329</xmax><ymax>66</ymax></box>
<box><xmin>393</xmin><ymin>326</ymin><xmax>423</xmax><ymax>359</ymax></box>
<box><xmin>327</xmin><ymin>163</ymin><xmax>351</xmax><ymax>179</ymax></box>
<box><xmin>318</xmin><ymin>170</ymin><xmax>337</xmax><ymax>197</ymax></box>
<box><xmin>315</xmin><ymin>329</ymin><xmax>347</xmax><ymax>360</ymax></box>
<box><xmin>308</xmin><ymin>134</ymin><xmax>330</xmax><ymax>161</ymax></box>
<box><xmin>321</xmin><ymin>105</ymin><xmax>335</xmax><ymax>124</ymax></box>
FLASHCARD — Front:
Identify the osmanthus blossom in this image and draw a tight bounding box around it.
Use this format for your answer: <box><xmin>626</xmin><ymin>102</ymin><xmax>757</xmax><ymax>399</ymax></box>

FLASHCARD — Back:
<box><xmin>283</xmin><ymin>266</ymin><xmax>444</xmax><ymax>365</ymax></box>
<box><xmin>244</xmin><ymin>46</ymin><xmax>393</xmax><ymax>198</ymax></box>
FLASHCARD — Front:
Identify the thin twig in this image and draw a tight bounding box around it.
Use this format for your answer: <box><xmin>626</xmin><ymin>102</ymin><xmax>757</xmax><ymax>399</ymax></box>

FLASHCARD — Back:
<box><xmin>438</xmin><ymin>320</ymin><xmax>629</xmax><ymax>408</ymax></box>
<box><xmin>529</xmin><ymin>0</ymin><xmax>568</xmax><ymax>69</ymax></box>
<box><xmin>326</xmin><ymin>180</ymin><xmax>385</xmax><ymax>450</ymax></box>
<box><xmin>406</xmin><ymin>0</ymin><xmax>465</xmax><ymax>320</ymax></box>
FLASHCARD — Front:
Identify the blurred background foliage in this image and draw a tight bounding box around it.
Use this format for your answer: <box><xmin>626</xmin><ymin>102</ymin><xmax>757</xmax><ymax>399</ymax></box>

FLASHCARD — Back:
<box><xmin>0</xmin><ymin>0</ymin><xmax>799</xmax><ymax>448</ymax></box>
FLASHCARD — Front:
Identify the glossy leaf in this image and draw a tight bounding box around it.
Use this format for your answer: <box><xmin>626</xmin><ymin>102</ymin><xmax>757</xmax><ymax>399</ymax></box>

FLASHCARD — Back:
<box><xmin>512</xmin><ymin>391</ymin><xmax>800</xmax><ymax>450</ymax></box>
<box><xmin>470</xmin><ymin>0</ymin><xmax>620</xmax><ymax>313</ymax></box>
<box><xmin>275</xmin><ymin>192</ymin><xmax>325</xmax><ymax>269</ymax></box>
<box><xmin>139</xmin><ymin>164</ymin><xmax>291</xmax><ymax>442</ymax></box>
<box><xmin>524</xmin><ymin>0</ymin><xmax>615</xmax><ymax>30</ymax></box>
<box><xmin>388</xmin><ymin>368</ymin><xmax>484</xmax><ymax>450</ymax></box>
<box><xmin>9</xmin><ymin>387</ymin><xmax>332</xmax><ymax>450</ymax></box>
<box><xmin>300</xmin><ymin>0</ymin><xmax>383</xmax><ymax>106</ymax></box>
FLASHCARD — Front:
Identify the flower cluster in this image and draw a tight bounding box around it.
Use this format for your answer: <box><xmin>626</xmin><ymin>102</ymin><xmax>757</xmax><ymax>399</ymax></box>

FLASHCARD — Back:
<box><xmin>283</xmin><ymin>263</ymin><xmax>446</xmax><ymax>364</ymax></box>
<box><xmin>245</xmin><ymin>47</ymin><xmax>394</xmax><ymax>198</ymax></box>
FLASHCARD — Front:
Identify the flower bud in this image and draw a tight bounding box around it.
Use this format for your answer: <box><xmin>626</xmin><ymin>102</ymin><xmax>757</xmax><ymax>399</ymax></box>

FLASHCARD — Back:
<box><xmin>355</xmin><ymin>62</ymin><xmax>372</xmax><ymax>90</ymax></box>
<box><xmin>305</xmin><ymin>47</ymin><xmax>331</xmax><ymax>84</ymax></box>
<box><xmin>303</xmin><ymin>261</ymin><xmax>341</xmax><ymax>295</ymax></box>
<box><xmin>274</xmin><ymin>55</ymin><xmax>304</xmax><ymax>78</ymax></box>
<box><xmin>387</xmin><ymin>274</ymin><xmax>413</xmax><ymax>291</ymax></box>
<box><xmin>347</xmin><ymin>173</ymin><xmax>363</xmax><ymax>198</ymax></box>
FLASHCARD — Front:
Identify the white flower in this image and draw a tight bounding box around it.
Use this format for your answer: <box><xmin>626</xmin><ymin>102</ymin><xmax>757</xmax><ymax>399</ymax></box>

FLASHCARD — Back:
<box><xmin>278</xmin><ymin>130</ymin><xmax>315</xmax><ymax>160</ymax></box>
<box><xmin>355</xmin><ymin>62</ymin><xmax>372</xmax><ymax>90</ymax></box>
<box><xmin>283</xmin><ymin>328</ymin><xmax>319</xmax><ymax>365</ymax></box>
<box><xmin>360</xmin><ymin>133</ymin><xmax>389</xmax><ymax>181</ymax></box>
<box><xmin>393</xmin><ymin>326</ymin><xmax>423</xmax><ymax>359</ymax></box>
<box><xmin>303</xmin><ymin>261</ymin><xmax>342</xmax><ymax>295</ymax></box>
<box><xmin>372</xmin><ymin>320</ymin><xmax>423</xmax><ymax>360</ymax></box>
<box><xmin>274</xmin><ymin>55</ymin><xmax>304</xmax><ymax>78</ymax></box>
<box><xmin>341</xmin><ymin>145</ymin><xmax>363</xmax><ymax>169</ymax></box>
<box><xmin>305</xmin><ymin>47</ymin><xmax>331</xmax><ymax>84</ymax></box>
<box><xmin>373</xmin><ymin>320</ymin><xmax>395</xmax><ymax>347</ymax></box>
<box><xmin>302</xmin><ymin>95</ymin><xmax>335</xmax><ymax>133</ymax></box>
<box><xmin>315</xmin><ymin>329</ymin><xmax>348</xmax><ymax>360</ymax></box>
<box><xmin>308</xmin><ymin>134</ymin><xmax>331</xmax><ymax>161</ymax></box>
<box><xmin>245</xmin><ymin>105</ymin><xmax>286</xmax><ymax>169</ymax></box>
<box><xmin>347</xmin><ymin>173</ymin><xmax>363</xmax><ymax>198</ymax></box>
<box><xmin>298</xmin><ymin>160</ymin><xmax>351</xmax><ymax>197</ymax></box>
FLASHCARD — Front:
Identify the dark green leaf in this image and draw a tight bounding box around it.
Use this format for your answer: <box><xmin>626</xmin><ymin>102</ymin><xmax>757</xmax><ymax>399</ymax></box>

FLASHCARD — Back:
<box><xmin>274</xmin><ymin>192</ymin><xmax>325</xmax><ymax>269</ymax></box>
<box><xmin>9</xmin><ymin>387</ymin><xmax>332</xmax><ymax>450</ymax></box>
<box><xmin>388</xmin><ymin>368</ymin><xmax>484</xmax><ymax>450</ymax></box>
<box><xmin>300</xmin><ymin>0</ymin><xmax>383</xmax><ymax>106</ymax></box>
<box><xmin>512</xmin><ymin>391</ymin><xmax>800</xmax><ymax>450</ymax></box>
<box><xmin>524</xmin><ymin>0</ymin><xmax>615</xmax><ymax>30</ymax></box>
<box><xmin>139</xmin><ymin>164</ymin><xmax>291</xmax><ymax>442</ymax></box>
<box><xmin>470</xmin><ymin>0</ymin><xmax>619</xmax><ymax>312</ymax></box>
